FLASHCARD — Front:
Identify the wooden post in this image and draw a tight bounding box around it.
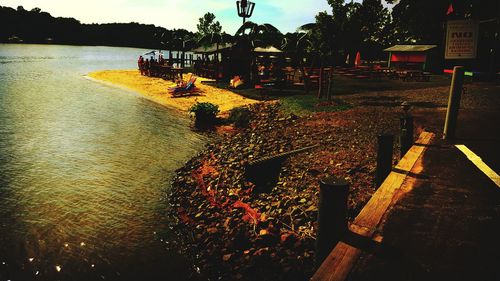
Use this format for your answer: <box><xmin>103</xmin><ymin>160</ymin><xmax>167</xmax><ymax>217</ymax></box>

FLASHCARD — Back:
<box><xmin>316</xmin><ymin>176</ymin><xmax>349</xmax><ymax>267</ymax></box>
<box><xmin>327</xmin><ymin>68</ymin><xmax>333</xmax><ymax>102</ymax></box>
<box><xmin>375</xmin><ymin>134</ymin><xmax>394</xmax><ymax>188</ymax></box>
<box><xmin>317</xmin><ymin>67</ymin><xmax>324</xmax><ymax>99</ymax></box>
<box><xmin>400</xmin><ymin>116</ymin><xmax>414</xmax><ymax>158</ymax></box>
<box><xmin>443</xmin><ymin>66</ymin><xmax>465</xmax><ymax>140</ymax></box>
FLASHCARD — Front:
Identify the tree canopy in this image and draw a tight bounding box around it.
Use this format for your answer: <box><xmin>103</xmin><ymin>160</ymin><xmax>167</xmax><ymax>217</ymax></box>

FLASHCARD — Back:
<box><xmin>2</xmin><ymin>1</ymin><xmax>498</xmax><ymax>68</ymax></box>
<box><xmin>0</xmin><ymin>5</ymin><xmax>195</xmax><ymax>49</ymax></box>
<box><xmin>196</xmin><ymin>12</ymin><xmax>222</xmax><ymax>39</ymax></box>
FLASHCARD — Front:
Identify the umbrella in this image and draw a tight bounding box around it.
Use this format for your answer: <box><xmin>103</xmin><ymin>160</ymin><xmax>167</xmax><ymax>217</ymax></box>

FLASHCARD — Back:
<box><xmin>354</xmin><ymin>51</ymin><xmax>361</xmax><ymax>67</ymax></box>
<box><xmin>253</xmin><ymin>46</ymin><xmax>283</xmax><ymax>53</ymax></box>
<box><xmin>143</xmin><ymin>50</ymin><xmax>164</xmax><ymax>57</ymax></box>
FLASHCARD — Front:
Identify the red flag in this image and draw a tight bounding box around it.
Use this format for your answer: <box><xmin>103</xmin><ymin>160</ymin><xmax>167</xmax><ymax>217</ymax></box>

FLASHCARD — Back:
<box><xmin>446</xmin><ymin>3</ymin><xmax>454</xmax><ymax>15</ymax></box>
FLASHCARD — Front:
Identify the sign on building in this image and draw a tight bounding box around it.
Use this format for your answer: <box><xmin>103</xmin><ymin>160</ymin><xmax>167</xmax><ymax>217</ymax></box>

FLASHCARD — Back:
<box><xmin>445</xmin><ymin>20</ymin><xmax>479</xmax><ymax>59</ymax></box>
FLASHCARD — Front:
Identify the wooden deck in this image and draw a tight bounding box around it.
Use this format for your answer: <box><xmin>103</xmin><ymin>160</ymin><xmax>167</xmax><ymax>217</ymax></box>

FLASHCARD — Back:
<box><xmin>311</xmin><ymin>131</ymin><xmax>435</xmax><ymax>281</ymax></box>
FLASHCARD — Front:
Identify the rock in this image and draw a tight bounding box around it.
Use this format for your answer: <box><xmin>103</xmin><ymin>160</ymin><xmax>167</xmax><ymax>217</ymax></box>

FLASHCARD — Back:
<box><xmin>207</xmin><ymin>227</ymin><xmax>218</xmax><ymax>234</ymax></box>
<box><xmin>222</xmin><ymin>254</ymin><xmax>232</xmax><ymax>262</ymax></box>
<box><xmin>167</xmin><ymin>102</ymin><xmax>400</xmax><ymax>281</ymax></box>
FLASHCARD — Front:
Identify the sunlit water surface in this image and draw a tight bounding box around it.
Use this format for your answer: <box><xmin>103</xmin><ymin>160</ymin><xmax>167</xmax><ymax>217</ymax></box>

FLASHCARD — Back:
<box><xmin>0</xmin><ymin>44</ymin><xmax>206</xmax><ymax>281</ymax></box>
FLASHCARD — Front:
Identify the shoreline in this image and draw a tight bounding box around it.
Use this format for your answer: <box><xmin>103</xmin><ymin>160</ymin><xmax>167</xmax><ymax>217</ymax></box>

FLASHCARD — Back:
<box><xmin>86</xmin><ymin>70</ymin><xmax>259</xmax><ymax>112</ymax></box>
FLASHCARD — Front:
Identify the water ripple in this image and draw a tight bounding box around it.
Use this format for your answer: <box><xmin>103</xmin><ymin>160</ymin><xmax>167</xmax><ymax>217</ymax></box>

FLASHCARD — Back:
<box><xmin>0</xmin><ymin>44</ymin><xmax>206</xmax><ymax>280</ymax></box>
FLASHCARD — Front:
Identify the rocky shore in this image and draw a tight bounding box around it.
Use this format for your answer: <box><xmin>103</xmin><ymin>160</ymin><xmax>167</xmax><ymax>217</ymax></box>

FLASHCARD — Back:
<box><xmin>167</xmin><ymin>102</ymin><xmax>404</xmax><ymax>281</ymax></box>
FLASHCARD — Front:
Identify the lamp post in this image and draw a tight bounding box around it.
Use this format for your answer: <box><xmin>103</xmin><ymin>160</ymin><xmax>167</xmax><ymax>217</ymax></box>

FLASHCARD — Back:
<box><xmin>236</xmin><ymin>0</ymin><xmax>255</xmax><ymax>24</ymax></box>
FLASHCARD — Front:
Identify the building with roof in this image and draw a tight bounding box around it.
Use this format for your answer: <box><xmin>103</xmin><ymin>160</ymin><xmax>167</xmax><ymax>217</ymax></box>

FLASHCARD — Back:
<box><xmin>191</xmin><ymin>44</ymin><xmax>284</xmax><ymax>81</ymax></box>
<box><xmin>384</xmin><ymin>45</ymin><xmax>439</xmax><ymax>72</ymax></box>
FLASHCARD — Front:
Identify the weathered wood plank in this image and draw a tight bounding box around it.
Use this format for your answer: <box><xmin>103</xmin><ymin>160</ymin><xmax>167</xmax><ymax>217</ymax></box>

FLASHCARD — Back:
<box><xmin>356</xmin><ymin>131</ymin><xmax>434</xmax><ymax>230</ymax></box>
<box><xmin>311</xmin><ymin>242</ymin><xmax>363</xmax><ymax>281</ymax></box>
<box><xmin>311</xmin><ymin>132</ymin><xmax>435</xmax><ymax>281</ymax></box>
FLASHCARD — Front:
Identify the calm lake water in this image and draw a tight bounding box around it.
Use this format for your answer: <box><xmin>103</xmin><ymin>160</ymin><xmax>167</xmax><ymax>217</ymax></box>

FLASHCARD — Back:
<box><xmin>0</xmin><ymin>44</ymin><xmax>206</xmax><ymax>281</ymax></box>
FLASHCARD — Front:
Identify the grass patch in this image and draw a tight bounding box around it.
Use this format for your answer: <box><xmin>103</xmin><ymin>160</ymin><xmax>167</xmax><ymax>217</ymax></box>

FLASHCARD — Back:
<box><xmin>280</xmin><ymin>95</ymin><xmax>352</xmax><ymax>116</ymax></box>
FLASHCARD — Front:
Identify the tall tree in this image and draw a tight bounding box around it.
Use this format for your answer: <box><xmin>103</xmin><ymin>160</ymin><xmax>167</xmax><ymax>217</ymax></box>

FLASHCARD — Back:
<box><xmin>356</xmin><ymin>0</ymin><xmax>391</xmax><ymax>60</ymax></box>
<box><xmin>388</xmin><ymin>0</ymin><xmax>499</xmax><ymax>43</ymax></box>
<box><xmin>196</xmin><ymin>12</ymin><xmax>222</xmax><ymax>39</ymax></box>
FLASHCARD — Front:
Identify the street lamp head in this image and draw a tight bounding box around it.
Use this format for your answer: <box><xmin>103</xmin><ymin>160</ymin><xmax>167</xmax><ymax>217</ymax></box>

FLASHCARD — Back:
<box><xmin>401</xmin><ymin>101</ymin><xmax>412</xmax><ymax>116</ymax></box>
<box><xmin>236</xmin><ymin>0</ymin><xmax>255</xmax><ymax>21</ymax></box>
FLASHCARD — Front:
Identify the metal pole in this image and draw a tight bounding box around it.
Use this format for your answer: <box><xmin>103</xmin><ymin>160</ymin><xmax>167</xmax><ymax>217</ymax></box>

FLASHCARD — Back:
<box><xmin>317</xmin><ymin>67</ymin><xmax>324</xmax><ymax>99</ymax></box>
<box><xmin>316</xmin><ymin>176</ymin><xmax>349</xmax><ymax>267</ymax></box>
<box><xmin>375</xmin><ymin>134</ymin><xmax>394</xmax><ymax>188</ymax></box>
<box><xmin>443</xmin><ymin>66</ymin><xmax>465</xmax><ymax>140</ymax></box>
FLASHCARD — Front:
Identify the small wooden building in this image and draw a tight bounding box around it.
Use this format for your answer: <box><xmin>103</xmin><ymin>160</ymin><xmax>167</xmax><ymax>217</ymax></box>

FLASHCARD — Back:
<box><xmin>192</xmin><ymin>43</ymin><xmax>233</xmax><ymax>79</ymax></box>
<box><xmin>384</xmin><ymin>45</ymin><xmax>438</xmax><ymax>72</ymax></box>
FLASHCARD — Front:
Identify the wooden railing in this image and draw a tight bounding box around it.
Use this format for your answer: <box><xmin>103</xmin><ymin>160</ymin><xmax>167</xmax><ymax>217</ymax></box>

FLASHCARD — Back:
<box><xmin>311</xmin><ymin>132</ymin><xmax>435</xmax><ymax>281</ymax></box>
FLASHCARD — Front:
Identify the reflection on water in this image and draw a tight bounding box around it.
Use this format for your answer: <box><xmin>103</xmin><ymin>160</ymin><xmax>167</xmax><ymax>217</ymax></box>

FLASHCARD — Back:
<box><xmin>0</xmin><ymin>44</ymin><xmax>206</xmax><ymax>280</ymax></box>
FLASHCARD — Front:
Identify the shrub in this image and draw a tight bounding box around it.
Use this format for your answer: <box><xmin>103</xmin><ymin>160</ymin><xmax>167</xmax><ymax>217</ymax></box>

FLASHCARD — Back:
<box><xmin>189</xmin><ymin>102</ymin><xmax>219</xmax><ymax>127</ymax></box>
<box><xmin>228</xmin><ymin>107</ymin><xmax>252</xmax><ymax>128</ymax></box>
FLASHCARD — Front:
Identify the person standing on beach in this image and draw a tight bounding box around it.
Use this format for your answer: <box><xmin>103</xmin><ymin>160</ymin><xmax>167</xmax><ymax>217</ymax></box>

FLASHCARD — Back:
<box><xmin>144</xmin><ymin>58</ymin><xmax>150</xmax><ymax>76</ymax></box>
<box><xmin>138</xmin><ymin>56</ymin><xmax>144</xmax><ymax>75</ymax></box>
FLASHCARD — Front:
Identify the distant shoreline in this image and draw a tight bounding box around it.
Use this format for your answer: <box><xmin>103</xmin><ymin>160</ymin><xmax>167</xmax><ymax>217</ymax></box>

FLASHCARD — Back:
<box><xmin>87</xmin><ymin>70</ymin><xmax>259</xmax><ymax>112</ymax></box>
<box><xmin>0</xmin><ymin>42</ymin><xmax>179</xmax><ymax>52</ymax></box>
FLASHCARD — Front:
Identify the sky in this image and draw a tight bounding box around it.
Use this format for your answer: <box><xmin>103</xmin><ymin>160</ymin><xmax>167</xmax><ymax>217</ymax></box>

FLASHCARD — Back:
<box><xmin>0</xmin><ymin>0</ymin><xmax>393</xmax><ymax>34</ymax></box>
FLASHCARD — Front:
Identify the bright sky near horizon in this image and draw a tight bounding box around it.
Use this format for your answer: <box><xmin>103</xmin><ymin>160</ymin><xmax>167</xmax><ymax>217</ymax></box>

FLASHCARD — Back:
<box><xmin>0</xmin><ymin>0</ymin><xmax>392</xmax><ymax>34</ymax></box>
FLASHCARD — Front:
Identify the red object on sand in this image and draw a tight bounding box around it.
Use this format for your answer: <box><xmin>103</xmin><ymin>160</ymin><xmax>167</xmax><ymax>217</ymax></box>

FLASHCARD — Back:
<box><xmin>446</xmin><ymin>3</ymin><xmax>454</xmax><ymax>15</ymax></box>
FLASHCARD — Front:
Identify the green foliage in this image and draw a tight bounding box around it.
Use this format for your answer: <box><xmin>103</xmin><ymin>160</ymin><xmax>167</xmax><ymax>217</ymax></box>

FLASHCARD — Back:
<box><xmin>189</xmin><ymin>102</ymin><xmax>220</xmax><ymax>125</ymax></box>
<box><xmin>389</xmin><ymin>0</ymin><xmax>498</xmax><ymax>43</ymax></box>
<box><xmin>196</xmin><ymin>12</ymin><xmax>222</xmax><ymax>40</ymax></box>
<box><xmin>0</xmin><ymin>5</ymin><xmax>196</xmax><ymax>48</ymax></box>
<box><xmin>316</xmin><ymin>0</ymin><xmax>389</xmax><ymax>64</ymax></box>
<box><xmin>234</xmin><ymin>21</ymin><xmax>283</xmax><ymax>48</ymax></box>
<box><xmin>228</xmin><ymin>107</ymin><xmax>252</xmax><ymax>128</ymax></box>
<box><xmin>189</xmin><ymin>102</ymin><xmax>220</xmax><ymax>115</ymax></box>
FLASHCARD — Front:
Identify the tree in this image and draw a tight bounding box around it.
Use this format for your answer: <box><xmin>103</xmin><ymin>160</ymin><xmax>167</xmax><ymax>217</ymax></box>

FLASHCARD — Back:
<box><xmin>196</xmin><ymin>12</ymin><xmax>222</xmax><ymax>39</ymax></box>
<box><xmin>234</xmin><ymin>21</ymin><xmax>282</xmax><ymax>48</ymax></box>
<box><xmin>305</xmin><ymin>0</ymin><xmax>391</xmax><ymax>65</ymax></box>
<box><xmin>356</xmin><ymin>0</ymin><xmax>391</xmax><ymax>60</ymax></box>
<box><xmin>295</xmin><ymin>22</ymin><xmax>323</xmax><ymax>66</ymax></box>
<box><xmin>0</xmin><ymin>5</ymin><xmax>196</xmax><ymax>48</ymax></box>
<box><xmin>388</xmin><ymin>0</ymin><xmax>499</xmax><ymax>43</ymax></box>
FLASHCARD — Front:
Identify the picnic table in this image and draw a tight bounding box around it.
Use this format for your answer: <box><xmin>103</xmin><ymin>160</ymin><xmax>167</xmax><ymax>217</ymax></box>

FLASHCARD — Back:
<box><xmin>155</xmin><ymin>65</ymin><xmax>172</xmax><ymax>80</ymax></box>
<box><xmin>397</xmin><ymin>70</ymin><xmax>430</xmax><ymax>82</ymax></box>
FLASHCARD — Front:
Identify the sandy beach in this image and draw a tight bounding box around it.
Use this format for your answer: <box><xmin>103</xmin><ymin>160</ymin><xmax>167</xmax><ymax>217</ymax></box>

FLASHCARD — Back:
<box><xmin>87</xmin><ymin>70</ymin><xmax>259</xmax><ymax>112</ymax></box>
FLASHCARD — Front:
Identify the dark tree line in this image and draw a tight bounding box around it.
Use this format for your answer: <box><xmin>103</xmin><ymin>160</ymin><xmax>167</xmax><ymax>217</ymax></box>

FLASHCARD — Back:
<box><xmin>0</xmin><ymin>5</ymin><xmax>195</xmax><ymax>50</ymax></box>
<box><xmin>284</xmin><ymin>0</ymin><xmax>498</xmax><ymax>66</ymax></box>
<box><xmin>2</xmin><ymin>1</ymin><xmax>497</xmax><ymax>69</ymax></box>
